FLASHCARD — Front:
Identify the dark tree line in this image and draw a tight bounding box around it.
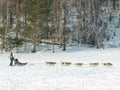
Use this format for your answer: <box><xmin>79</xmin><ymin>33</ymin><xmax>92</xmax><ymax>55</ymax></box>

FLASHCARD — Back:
<box><xmin>0</xmin><ymin>0</ymin><xmax>120</xmax><ymax>52</ymax></box>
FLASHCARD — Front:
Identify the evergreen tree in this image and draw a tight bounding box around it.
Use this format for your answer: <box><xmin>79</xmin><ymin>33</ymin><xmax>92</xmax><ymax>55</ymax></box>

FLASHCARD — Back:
<box><xmin>22</xmin><ymin>0</ymin><xmax>52</xmax><ymax>52</ymax></box>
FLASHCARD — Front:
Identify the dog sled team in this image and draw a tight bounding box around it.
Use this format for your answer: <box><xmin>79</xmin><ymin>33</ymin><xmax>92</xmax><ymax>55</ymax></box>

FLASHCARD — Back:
<box><xmin>45</xmin><ymin>61</ymin><xmax>113</xmax><ymax>67</ymax></box>
<box><xmin>9</xmin><ymin>52</ymin><xmax>113</xmax><ymax>67</ymax></box>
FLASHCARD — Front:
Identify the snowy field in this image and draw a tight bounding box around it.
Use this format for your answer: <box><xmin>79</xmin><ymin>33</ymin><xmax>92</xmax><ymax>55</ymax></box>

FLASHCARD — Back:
<box><xmin>0</xmin><ymin>47</ymin><xmax>120</xmax><ymax>90</ymax></box>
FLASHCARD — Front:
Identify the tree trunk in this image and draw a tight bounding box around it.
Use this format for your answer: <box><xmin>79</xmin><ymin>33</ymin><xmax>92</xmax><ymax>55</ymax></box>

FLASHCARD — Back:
<box><xmin>63</xmin><ymin>1</ymin><xmax>66</xmax><ymax>51</ymax></box>
<box><xmin>16</xmin><ymin>0</ymin><xmax>19</xmax><ymax>39</ymax></box>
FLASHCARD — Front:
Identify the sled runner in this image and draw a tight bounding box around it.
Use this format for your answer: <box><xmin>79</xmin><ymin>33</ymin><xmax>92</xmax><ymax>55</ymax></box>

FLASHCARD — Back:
<box><xmin>17</xmin><ymin>62</ymin><xmax>27</xmax><ymax>66</ymax></box>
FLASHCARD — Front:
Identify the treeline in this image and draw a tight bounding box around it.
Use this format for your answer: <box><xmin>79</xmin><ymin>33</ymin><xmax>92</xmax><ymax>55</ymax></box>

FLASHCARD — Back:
<box><xmin>0</xmin><ymin>0</ymin><xmax>120</xmax><ymax>52</ymax></box>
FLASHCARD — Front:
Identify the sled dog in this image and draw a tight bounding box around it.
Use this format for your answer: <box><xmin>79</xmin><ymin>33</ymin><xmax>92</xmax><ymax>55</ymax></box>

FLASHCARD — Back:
<box><xmin>103</xmin><ymin>63</ymin><xmax>113</xmax><ymax>67</ymax></box>
<box><xmin>75</xmin><ymin>63</ymin><xmax>83</xmax><ymax>66</ymax></box>
<box><xmin>89</xmin><ymin>63</ymin><xmax>99</xmax><ymax>67</ymax></box>
<box><xmin>45</xmin><ymin>61</ymin><xmax>56</xmax><ymax>66</ymax></box>
<box><xmin>61</xmin><ymin>61</ymin><xmax>71</xmax><ymax>66</ymax></box>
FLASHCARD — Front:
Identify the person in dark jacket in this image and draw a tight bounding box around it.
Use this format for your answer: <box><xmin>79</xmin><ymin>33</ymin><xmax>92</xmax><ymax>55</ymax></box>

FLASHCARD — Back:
<box><xmin>10</xmin><ymin>52</ymin><xmax>14</xmax><ymax>66</ymax></box>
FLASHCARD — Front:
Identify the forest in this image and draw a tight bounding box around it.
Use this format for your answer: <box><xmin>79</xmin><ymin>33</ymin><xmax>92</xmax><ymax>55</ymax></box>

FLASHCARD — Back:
<box><xmin>0</xmin><ymin>0</ymin><xmax>120</xmax><ymax>52</ymax></box>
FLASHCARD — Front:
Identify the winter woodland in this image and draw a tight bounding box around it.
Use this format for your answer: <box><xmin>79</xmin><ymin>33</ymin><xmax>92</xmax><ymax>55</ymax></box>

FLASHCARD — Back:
<box><xmin>0</xmin><ymin>0</ymin><xmax>120</xmax><ymax>52</ymax></box>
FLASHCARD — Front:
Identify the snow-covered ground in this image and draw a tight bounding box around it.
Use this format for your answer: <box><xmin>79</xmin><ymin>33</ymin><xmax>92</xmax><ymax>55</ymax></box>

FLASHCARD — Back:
<box><xmin>0</xmin><ymin>47</ymin><xmax>120</xmax><ymax>90</ymax></box>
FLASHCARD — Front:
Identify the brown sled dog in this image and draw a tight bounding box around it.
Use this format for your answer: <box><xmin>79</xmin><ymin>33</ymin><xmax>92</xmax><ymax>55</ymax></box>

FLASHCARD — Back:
<box><xmin>89</xmin><ymin>62</ymin><xmax>99</xmax><ymax>67</ymax></box>
<box><xmin>103</xmin><ymin>63</ymin><xmax>113</xmax><ymax>67</ymax></box>
<box><xmin>75</xmin><ymin>63</ymin><xmax>83</xmax><ymax>66</ymax></box>
<box><xmin>45</xmin><ymin>61</ymin><xmax>56</xmax><ymax>66</ymax></box>
<box><xmin>61</xmin><ymin>61</ymin><xmax>71</xmax><ymax>66</ymax></box>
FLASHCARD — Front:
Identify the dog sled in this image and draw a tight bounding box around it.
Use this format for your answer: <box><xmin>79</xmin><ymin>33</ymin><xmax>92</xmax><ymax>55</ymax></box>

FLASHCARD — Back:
<box><xmin>14</xmin><ymin>59</ymin><xmax>27</xmax><ymax>66</ymax></box>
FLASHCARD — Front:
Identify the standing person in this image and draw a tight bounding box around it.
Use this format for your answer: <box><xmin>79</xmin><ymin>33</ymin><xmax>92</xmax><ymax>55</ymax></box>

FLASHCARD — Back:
<box><xmin>10</xmin><ymin>52</ymin><xmax>14</xmax><ymax>66</ymax></box>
